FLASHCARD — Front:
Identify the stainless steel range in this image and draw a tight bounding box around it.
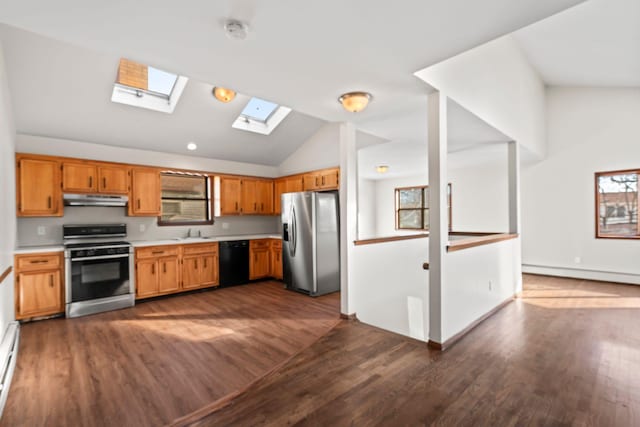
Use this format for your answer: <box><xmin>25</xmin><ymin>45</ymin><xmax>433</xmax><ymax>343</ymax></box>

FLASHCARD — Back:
<box><xmin>63</xmin><ymin>224</ymin><xmax>135</xmax><ymax>318</ymax></box>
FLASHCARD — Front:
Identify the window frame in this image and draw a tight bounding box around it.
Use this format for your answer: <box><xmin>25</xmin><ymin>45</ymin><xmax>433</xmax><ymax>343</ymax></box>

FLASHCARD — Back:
<box><xmin>595</xmin><ymin>169</ymin><xmax>640</xmax><ymax>239</ymax></box>
<box><xmin>395</xmin><ymin>184</ymin><xmax>452</xmax><ymax>232</ymax></box>
<box><xmin>157</xmin><ymin>172</ymin><xmax>214</xmax><ymax>227</ymax></box>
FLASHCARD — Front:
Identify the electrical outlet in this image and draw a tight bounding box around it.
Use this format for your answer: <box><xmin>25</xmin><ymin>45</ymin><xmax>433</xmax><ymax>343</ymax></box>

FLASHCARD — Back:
<box><xmin>139</xmin><ymin>224</ymin><xmax>146</xmax><ymax>232</ymax></box>
<box><xmin>222</xmin><ymin>222</ymin><xmax>230</xmax><ymax>230</ymax></box>
<box><xmin>574</xmin><ymin>256</ymin><xmax>581</xmax><ymax>264</ymax></box>
<box><xmin>37</xmin><ymin>226</ymin><xmax>46</xmax><ymax>236</ymax></box>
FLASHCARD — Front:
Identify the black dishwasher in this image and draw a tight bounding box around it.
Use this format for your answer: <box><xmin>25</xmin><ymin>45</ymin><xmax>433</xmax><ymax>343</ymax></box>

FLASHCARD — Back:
<box><xmin>219</xmin><ymin>240</ymin><xmax>250</xmax><ymax>286</ymax></box>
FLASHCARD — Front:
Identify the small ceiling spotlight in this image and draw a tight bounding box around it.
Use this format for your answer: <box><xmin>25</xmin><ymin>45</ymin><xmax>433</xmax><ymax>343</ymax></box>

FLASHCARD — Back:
<box><xmin>213</xmin><ymin>87</ymin><xmax>236</xmax><ymax>103</ymax></box>
<box><xmin>339</xmin><ymin>91</ymin><xmax>372</xmax><ymax>113</ymax></box>
<box><xmin>376</xmin><ymin>165</ymin><xmax>389</xmax><ymax>174</ymax></box>
<box><xmin>224</xmin><ymin>19</ymin><xmax>249</xmax><ymax>40</ymax></box>
<box><xmin>187</xmin><ymin>142</ymin><xmax>197</xmax><ymax>151</ymax></box>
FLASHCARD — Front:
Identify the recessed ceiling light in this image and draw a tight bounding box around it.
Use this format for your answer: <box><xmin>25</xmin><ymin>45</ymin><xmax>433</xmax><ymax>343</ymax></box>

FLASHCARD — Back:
<box><xmin>339</xmin><ymin>91</ymin><xmax>372</xmax><ymax>113</ymax></box>
<box><xmin>213</xmin><ymin>87</ymin><xmax>236</xmax><ymax>103</ymax></box>
<box><xmin>376</xmin><ymin>165</ymin><xmax>389</xmax><ymax>174</ymax></box>
<box><xmin>187</xmin><ymin>142</ymin><xmax>197</xmax><ymax>151</ymax></box>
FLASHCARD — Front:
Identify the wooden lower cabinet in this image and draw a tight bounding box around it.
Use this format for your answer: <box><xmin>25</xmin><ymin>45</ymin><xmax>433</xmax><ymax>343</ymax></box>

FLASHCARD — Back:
<box><xmin>14</xmin><ymin>252</ymin><xmax>64</xmax><ymax>320</ymax></box>
<box><xmin>250</xmin><ymin>240</ymin><xmax>271</xmax><ymax>280</ymax></box>
<box><xmin>136</xmin><ymin>243</ymin><xmax>218</xmax><ymax>299</ymax></box>
<box><xmin>270</xmin><ymin>240</ymin><xmax>283</xmax><ymax>280</ymax></box>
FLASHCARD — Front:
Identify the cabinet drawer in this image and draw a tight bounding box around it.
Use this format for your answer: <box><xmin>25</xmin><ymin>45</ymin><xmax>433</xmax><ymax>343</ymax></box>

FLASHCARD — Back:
<box><xmin>270</xmin><ymin>239</ymin><xmax>282</xmax><ymax>249</ymax></box>
<box><xmin>136</xmin><ymin>245</ymin><xmax>180</xmax><ymax>259</ymax></box>
<box><xmin>16</xmin><ymin>253</ymin><xmax>62</xmax><ymax>271</ymax></box>
<box><xmin>183</xmin><ymin>243</ymin><xmax>219</xmax><ymax>256</ymax></box>
<box><xmin>250</xmin><ymin>239</ymin><xmax>270</xmax><ymax>249</ymax></box>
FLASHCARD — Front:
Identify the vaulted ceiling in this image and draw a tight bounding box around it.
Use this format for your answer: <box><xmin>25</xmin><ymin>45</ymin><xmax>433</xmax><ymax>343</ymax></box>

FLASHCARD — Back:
<box><xmin>0</xmin><ymin>0</ymin><xmax>584</xmax><ymax>166</ymax></box>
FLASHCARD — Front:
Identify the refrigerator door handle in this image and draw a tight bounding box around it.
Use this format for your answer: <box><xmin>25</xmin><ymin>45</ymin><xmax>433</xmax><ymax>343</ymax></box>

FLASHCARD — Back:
<box><xmin>290</xmin><ymin>205</ymin><xmax>297</xmax><ymax>257</ymax></box>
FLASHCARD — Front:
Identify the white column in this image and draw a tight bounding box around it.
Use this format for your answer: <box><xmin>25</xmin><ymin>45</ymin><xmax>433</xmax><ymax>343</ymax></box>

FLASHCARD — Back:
<box><xmin>508</xmin><ymin>140</ymin><xmax>521</xmax><ymax>234</ymax></box>
<box><xmin>508</xmin><ymin>140</ymin><xmax>523</xmax><ymax>293</ymax></box>
<box><xmin>339</xmin><ymin>122</ymin><xmax>357</xmax><ymax>316</ymax></box>
<box><xmin>427</xmin><ymin>91</ymin><xmax>448</xmax><ymax>345</ymax></box>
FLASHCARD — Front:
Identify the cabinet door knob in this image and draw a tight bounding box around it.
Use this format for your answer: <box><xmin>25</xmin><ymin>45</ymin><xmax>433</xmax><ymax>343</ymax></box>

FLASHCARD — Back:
<box><xmin>137</xmin><ymin>199</ymin><xmax>141</xmax><ymax>209</ymax></box>
<box><xmin>195</xmin><ymin>259</ymin><xmax>198</xmax><ymax>269</ymax></box>
<box><xmin>103</xmin><ymin>177</ymin><xmax>107</xmax><ymax>188</ymax></box>
<box><xmin>49</xmin><ymin>274</ymin><xmax>54</xmax><ymax>287</ymax></box>
<box><xmin>204</xmin><ymin>259</ymin><xmax>207</xmax><ymax>268</ymax></box>
<box><xmin>163</xmin><ymin>263</ymin><xmax>167</xmax><ymax>274</ymax></box>
<box><xmin>89</xmin><ymin>176</ymin><xmax>93</xmax><ymax>188</ymax></box>
<box><xmin>152</xmin><ymin>264</ymin><xmax>155</xmax><ymax>275</ymax></box>
<box><xmin>47</xmin><ymin>196</ymin><xmax>52</xmax><ymax>209</ymax></box>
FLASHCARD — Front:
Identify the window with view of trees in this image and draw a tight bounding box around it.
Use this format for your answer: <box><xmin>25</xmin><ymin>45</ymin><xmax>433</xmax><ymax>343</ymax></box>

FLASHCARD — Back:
<box><xmin>159</xmin><ymin>173</ymin><xmax>212</xmax><ymax>225</ymax></box>
<box><xmin>395</xmin><ymin>184</ymin><xmax>451</xmax><ymax>231</ymax></box>
<box><xmin>596</xmin><ymin>170</ymin><xmax>638</xmax><ymax>238</ymax></box>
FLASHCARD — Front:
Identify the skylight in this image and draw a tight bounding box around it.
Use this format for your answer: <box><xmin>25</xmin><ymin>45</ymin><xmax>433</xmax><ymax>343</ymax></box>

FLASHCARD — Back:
<box><xmin>111</xmin><ymin>58</ymin><xmax>188</xmax><ymax>114</ymax></box>
<box><xmin>240</xmin><ymin>97</ymin><xmax>279</xmax><ymax>123</ymax></box>
<box><xmin>147</xmin><ymin>66</ymin><xmax>178</xmax><ymax>96</ymax></box>
<box><xmin>232</xmin><ymin>97</ymin><xmax>291</xmax><ymax>135</ymax></box>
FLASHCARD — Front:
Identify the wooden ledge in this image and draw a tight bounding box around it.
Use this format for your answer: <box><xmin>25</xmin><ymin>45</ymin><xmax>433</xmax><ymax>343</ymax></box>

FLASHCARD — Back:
<box><xmin>0</xmin><ymin>266</ymin><xmax>12</xmax><ymax>285</ymax></box>
<box><xmin>354</xmin><ymin>234</ymin><xmax>428</xmax><ymax>246</ymax></box>
<box><xmin>447</xmin><ymin>233</ymin><xmax>518</xmax><ymax>253</ymax></box>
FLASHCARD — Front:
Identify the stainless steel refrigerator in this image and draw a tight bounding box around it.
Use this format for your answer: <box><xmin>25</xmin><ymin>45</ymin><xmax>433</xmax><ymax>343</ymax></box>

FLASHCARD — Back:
<box><xmin>281</xmin><ymin>191</ymin><xmax>340</xmax><ymax>296</ymax></box>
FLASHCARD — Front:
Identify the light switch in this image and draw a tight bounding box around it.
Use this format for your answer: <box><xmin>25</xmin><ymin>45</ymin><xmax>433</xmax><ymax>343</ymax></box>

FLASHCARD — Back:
<box><xmin>37</xmin><ymin>226</ymin><xmax>46</xmax><ymax>236</ymax></box>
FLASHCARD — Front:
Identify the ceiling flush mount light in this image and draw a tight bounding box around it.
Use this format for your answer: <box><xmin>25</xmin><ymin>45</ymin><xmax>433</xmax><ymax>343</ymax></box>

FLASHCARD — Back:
<box><xmin>187</xmin><ymin>142</ymin><xmax>197</xmax><ymax>151</ymax></box>
<box><xmin>376</xmin><ymin>165</ymin><xmax>389</xmax><ymax>174</ymax></box>
<box><xmin>213</xmin><ymin>87</ymin><xmax>236</xmax><ymax>103</ymax></box>
<box><xmin>224</xmin><ymin>19</ymin><xmax>249</xmax><ymax>40</ymax></box>
<box><xmin>339</xmin><ymin>91</ymin><xmax>372</xmax><ymax>113</ymax></box>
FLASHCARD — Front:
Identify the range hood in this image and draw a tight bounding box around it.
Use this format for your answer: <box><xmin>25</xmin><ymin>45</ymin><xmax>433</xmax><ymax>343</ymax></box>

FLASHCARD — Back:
<box><xmin>63</xmin><ymin>194</ymin><xmax>129</xmax><ymax>207</ymax></box>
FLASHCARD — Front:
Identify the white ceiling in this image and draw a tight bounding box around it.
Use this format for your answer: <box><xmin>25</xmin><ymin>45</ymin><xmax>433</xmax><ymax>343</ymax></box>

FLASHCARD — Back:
<box><xmin>358</xmin><ymin>100</ymin><xmax>513</xmax><ymax>180</ymax></box>
<box><xmin>0</xmin><ymin>25</ymin><xmax>326</xmax><ymax>166</ymax></box>
<box><xmin>514</xmin><ymin>0</ymin><xmax>640</xmax><ymax>87</ymax></box>
<box><xmin>0</xmin><ymin>0</ymin><xmax>584</xmax><ymax>162</ymax></box>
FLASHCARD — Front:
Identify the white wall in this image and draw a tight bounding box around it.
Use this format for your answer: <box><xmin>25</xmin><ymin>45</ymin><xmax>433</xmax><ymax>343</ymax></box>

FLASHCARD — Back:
<box><xmin>415</xmin><ymin>35</ymin><xmax>546</xmax><ymax>159</ymax></box>
<box><xmin>17</xmin><ymin>134</ymin><xmax>279</xmax><ymax>178</ymax></box>
<box><xmin>278</xmin><ymin>122</ymin><xmax>340</xmax><ymax>176</ymax></box>
<box><xmin>0</xmin><ymin>41</ymin><xmax>16</xmax><ymax>340</ymax></box>
<box><xmin>357</xmin><ymin>178</ymin><xmax>377</xmax><ymax>239</ymax></box>
<box><xmin>443</xmin><ymin>238</ymin><xmax>521</xmax><ymax>341</ymax></box>
<box><xmin>350</xmin><ymin>238</ymin><xmax>429</xmax><ymax>341</ymax></box>
<box><xmin>522</xmin><ymin>88</ymin><xmax>640</xmax><ymax>283</ymax></box>
<box><xmin>449</xmin><ymin>160</ymin><xmax>509</xmax><ymax>232</ymax></box>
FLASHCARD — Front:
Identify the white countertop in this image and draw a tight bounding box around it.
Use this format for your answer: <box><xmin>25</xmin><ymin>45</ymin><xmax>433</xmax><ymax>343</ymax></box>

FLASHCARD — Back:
<box><xmin>130</xmin><ymin>234</ymin><xmax>282</xmax><ymax>248</ymax></box>
<box><xmin>14</xmin><ymin>245</ymin><xmax>65</xmax><ymax>255</ymax></box>
<box><xmin>14</xmin><ymin>234</ymin><xmax>282</xmax><ymax>254</ymax></box>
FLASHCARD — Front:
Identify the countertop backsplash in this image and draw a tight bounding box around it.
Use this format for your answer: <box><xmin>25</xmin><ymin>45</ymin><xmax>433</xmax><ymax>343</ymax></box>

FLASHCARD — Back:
<box><xmin>17</xmin><ymin>206</ymin><xmax>280</xmax><ymax>247</ymax></box>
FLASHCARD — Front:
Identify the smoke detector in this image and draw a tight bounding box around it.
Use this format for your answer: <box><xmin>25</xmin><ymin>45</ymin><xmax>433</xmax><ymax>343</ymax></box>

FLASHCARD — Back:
<box><xmin>224</xmin><ymin>19</ymin><xmax>249</xmax><ymax>40</ymax></box>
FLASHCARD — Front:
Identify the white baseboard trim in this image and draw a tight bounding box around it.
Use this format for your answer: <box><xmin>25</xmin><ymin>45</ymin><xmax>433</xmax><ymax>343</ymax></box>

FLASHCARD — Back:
<box><xmin>522</xmin><ymin>264</ymin><xmax>640</xmax><ymax>285</ymax></box>
<box><xmin>0</xmin><ymin>322</ymin><xmax>20</xmax><ymax>419</ymax></box>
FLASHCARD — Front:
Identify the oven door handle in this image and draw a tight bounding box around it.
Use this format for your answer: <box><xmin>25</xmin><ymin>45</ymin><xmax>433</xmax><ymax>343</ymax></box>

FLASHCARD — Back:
<box><xmin>71</xmin><ymin>254</ymin><xmax>130</xmax><ymax>262</ymax></box>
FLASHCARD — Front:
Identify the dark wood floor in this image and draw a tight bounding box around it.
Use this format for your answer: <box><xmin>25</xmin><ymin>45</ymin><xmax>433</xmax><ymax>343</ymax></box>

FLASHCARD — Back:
<box><xmin>0</xmin><ymin>281</ymin><xmax>340</xmax><ymax>427</ymax></box>
<box><xmin>186</xmin><ymin>275</ymin><xmax>640</xmax><ymax>426</ymax></box>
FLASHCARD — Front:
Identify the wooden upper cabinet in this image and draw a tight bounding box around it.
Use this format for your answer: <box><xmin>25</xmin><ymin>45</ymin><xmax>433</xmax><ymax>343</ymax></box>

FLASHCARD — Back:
<box><xmin>274</xmin><ymin>176</ymin><xmax>303</xmax><ymax>215</ymax></box>
<box><xmin>256</xmin><ymin>180</ymin><xmax>273</xmax><ymax>214</ymax></box>
<box><xmin>241</xmin><ymin>179</ymin><xmax>258</xmax><ymax>214</ymax></box>
<box><xmin>303</xmin><ymin>168</ymin><xmax>339</xmax><ymax>191</ymax></box>
<box><xmin>319</xmin><ymin>168</ymin><xmax>339</xmax><ymax>189</ymax></box>
<box><xmin>62</xmin><ymin>162</ymin><xmax>97</xmax><ymax>193</ymax></box>
<box><xmin>98</xmin><ymin>165</ymin><xmax>129</xmax><ymax>194</ymax></box>
<box><xmin>129</xmin><ymin>168</ymin><xmax>160</xmax><ymax>216</ymax></box>
<box><xmin>17</xmin><ymin>157</ymin><xmax>62</xmax><ymax>217</ymax></box>
<box><xmin>220</xmin><ymin>177</ymin><xmax>242</xmax><ymax>215</ymax></box>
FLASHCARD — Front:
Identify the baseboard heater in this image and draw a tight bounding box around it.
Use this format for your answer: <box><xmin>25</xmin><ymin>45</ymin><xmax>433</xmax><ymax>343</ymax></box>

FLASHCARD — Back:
<box><xmin>0</xmin><ymin>322</ymin><xmax>20</xmax><ymax>419</ymax></box>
